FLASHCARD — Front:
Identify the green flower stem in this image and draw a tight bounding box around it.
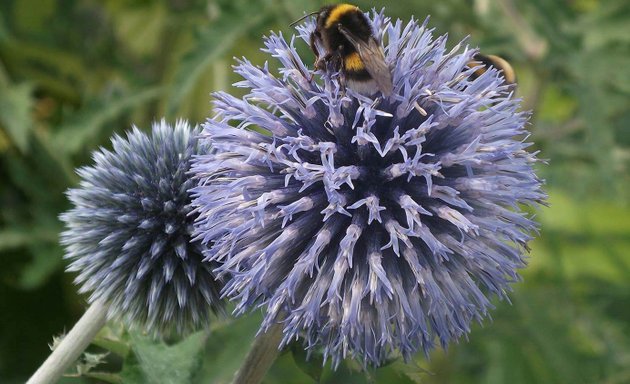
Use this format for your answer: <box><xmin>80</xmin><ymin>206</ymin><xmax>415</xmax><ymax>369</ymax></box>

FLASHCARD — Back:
<box><xmin>233</xmin><ymin>322</ymin><xmax>284</xmax><ymax>384</ymax></box>
<box><xmin>27</xmin><ymin>299</ymin><xmax>108</xmax><ymax>384</ymax></box>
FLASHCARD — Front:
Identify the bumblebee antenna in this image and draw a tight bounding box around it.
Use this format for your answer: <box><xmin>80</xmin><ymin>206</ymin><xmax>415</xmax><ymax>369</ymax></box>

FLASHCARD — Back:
<box><xmin>290</xmin><ymin>11</ymin><xmax>318</xmax><ymax>27</ymax></box>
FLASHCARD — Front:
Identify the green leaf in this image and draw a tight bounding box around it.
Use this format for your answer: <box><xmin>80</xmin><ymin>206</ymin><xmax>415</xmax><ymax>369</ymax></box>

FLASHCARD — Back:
<box><xmin>578</xmin><ymin>1</ymin><xmax>630</xmax><ymax>49</ymax></box>
<box><xmin>19</xmin><ymin>242</ymin><xmax>63</xmax><ymax>289</ymax></box>
<box><xmin>165</xmin><ymin>0</ymin><xmax>274</xmax><ymax>116</ymax></box>
<box><xmin>0</xmin><ymin>229</ymin><xmax>55</xmax><ymax>251</ymax></box>
<box><xmin>76</xmin><ymin>352</ymin><xmax>109</xmax><ymax>375</ymax></box>
<box><xmin>112</xmin><ymin>3</ymin><xmax>167</xmax><ymax>58</ymax></box>
<box><xmin>0</xmin><ymin>39</ymin><xmax>86</xmax><ymax>103</ymax></box>
<box><xmin>290</xmin><ymin>343</ymin><xmax>324</xmax><ymax>382</ymax></box>
<box><xmin>195</xmin><ymin>314</ymin><xmax>261</xmax><ymax>384</ymax></box>
<box><xmin>52</xmin><ymin>86</ymin><xmax>163</xmax><ymax>155</ymax></box>
<box><xmin>0</xmin><ymin>82</ymin><xmax>34</xmax><ymax>153</ymax></box>
<box><xmin>0</xmin><ymin>11</ymin><xmax>8</xmax><ymax>41</ymax></box>
<box><xmin>81</xmin><ymin>371</ymin><xmax>123</xmax><ymax>384</ymax></box>
<box><xmin>120</xmin><ymin>331</ymin><xmax>208</xmax><ymax>384</ymax></box>
<box><xmin>537</xmin><ymin>84</ymin><xmax>577</xmax><ymax>124</ymax></box>
<box><xmin>13</xmin><ymin>0</ymin><xmax>56</xmax><ymax>34</ymax></box>
<box><xmin>386</xmin><ymin>360</ymin><xmax>431</xmax><ymax>384</ymax></box>
<box><xmin>265</xmin><ymin>347</ymin><xmax>316</xmax><ymax>384</ymax></box>
<box><xmin>119</xmin><ymin>352</ymin><xmax>145</xmax><ymax>384</ymax></box>
<box><xmin>2</xmin><ymin>130</ymin><xmax>76</xmax><ymax>199</ymax></box>
<box><xmin>92</xmin><ymin>330</ymin><xmax>131</xmax><ymax>358</ymax></box>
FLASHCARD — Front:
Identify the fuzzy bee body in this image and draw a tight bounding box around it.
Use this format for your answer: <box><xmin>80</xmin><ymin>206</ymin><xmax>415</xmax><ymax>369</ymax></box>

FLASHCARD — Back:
<box><xmin>468</xmin><ymin>53</ymin><xmax>516</xmax><ymax>86</ymax></box>
<box><xmin>306</xmin><ymin>4</ymin><xmax>393</xmax><ymax>96</ymax></box>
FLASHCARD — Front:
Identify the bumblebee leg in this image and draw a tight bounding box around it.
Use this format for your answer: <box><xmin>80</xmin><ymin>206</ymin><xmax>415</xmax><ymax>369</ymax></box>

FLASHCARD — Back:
<box><xmin>339</xmin><ymin>75</ymin><xmax>347</xmax><ymax>96</ymax></box>
<box><xmin>315</xmin><ymin>52</ymin><xmax>334</xmax><ymax>71</ymax></box>
<box><xmin>309</xmin><ymin>31</ymin><xmax>320</xmax><ymax>58</ymax></box>
<box><xmin>310</xmin><ymin>31</ymin><xmax>324</xmax><ymax>79</ymax></box>
<box><xmin>337</xmin><ymin>47</ymin><xmax>347</xmax><ymax>95</ymax></box>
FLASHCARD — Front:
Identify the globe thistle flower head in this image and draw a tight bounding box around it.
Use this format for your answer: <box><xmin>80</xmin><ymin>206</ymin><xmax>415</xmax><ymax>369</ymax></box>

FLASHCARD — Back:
<box><xmin>192</xmin><ymin>10</ymin><xmax>546</xmax><ymax>366</ymax></box>
<box><xmin>61</xmin><ymin>120</ymin><xmax>223</xmax><ymax>336</ymax></box>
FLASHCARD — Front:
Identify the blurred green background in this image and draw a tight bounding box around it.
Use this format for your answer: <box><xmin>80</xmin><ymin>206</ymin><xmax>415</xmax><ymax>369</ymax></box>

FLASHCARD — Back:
<box><xmin>1</xmin><ymin>0</ymin><xmax>629</xmax><ymax>383</ymax></box>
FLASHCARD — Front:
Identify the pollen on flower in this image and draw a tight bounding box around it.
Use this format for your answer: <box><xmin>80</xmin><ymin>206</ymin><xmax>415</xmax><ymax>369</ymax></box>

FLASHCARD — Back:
<box><xmin>191</xmin><ymin>10</ymin><xmax>546</xmax><ymax>367</ymax></box>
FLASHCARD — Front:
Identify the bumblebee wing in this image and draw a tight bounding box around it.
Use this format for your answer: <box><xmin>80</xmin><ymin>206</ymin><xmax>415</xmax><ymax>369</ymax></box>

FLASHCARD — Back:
<box><xmin>338</xmin><ymin>25</ymin><xmax>393</xmax><ymax>96</ymax></box>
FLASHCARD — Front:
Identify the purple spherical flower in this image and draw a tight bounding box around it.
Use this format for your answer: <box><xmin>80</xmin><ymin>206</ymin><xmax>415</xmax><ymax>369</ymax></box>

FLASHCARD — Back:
<box><xmin>61</xmin><ymin>120</ymin><xmax>223</xmax><ymax>335</ymax></box>
<box><xmin>192</xmin><ymin>11</ymin><xmax>545</xmax><ymax>366</ymax></box>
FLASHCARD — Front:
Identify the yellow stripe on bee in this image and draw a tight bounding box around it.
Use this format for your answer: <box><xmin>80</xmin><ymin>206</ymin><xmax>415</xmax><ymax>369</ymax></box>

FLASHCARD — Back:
<box><xmin>344</xmin><ymin>51</ymin><xmax>364</xmax><ymax>71</ymax></box>
<box><xmin>325</xmin><ymin>4</ymin><xmax>359</xmax><ymax>28</ymax></box>
<box><xmin>486</xmin><ymin>55</ymin><xmax>516</xmax><ymax>84</ymax></box>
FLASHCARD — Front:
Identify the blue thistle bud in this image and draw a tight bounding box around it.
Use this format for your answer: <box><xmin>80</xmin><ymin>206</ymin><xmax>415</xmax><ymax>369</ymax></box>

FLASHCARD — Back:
<box><xmin>61</xmin><ymin>120</ymin><xmax>223</xmax><ymax>336</ymax></box>
<box><xmin>192</xmin><ymin>11</ymin><xmax>546</xmax><ymax>366</ymax></box>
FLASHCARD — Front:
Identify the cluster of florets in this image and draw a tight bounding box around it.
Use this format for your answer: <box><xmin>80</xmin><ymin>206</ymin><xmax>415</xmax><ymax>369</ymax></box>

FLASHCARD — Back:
<box><xmin>190</xmin><ymin>11</ymin><xmax>545</xmax><ymax>366</ymax></box>
<box><xmin>61</xmin><ymin>120</ymin><xmax>224</xmax><ymax>335</ymax></box>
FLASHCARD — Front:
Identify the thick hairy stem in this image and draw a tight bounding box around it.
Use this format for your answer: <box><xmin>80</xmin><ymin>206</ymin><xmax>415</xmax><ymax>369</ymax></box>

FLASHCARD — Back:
<box><xmin>27</xmin><ymin>300</ymin><xmax>108</xmax><ymax>384</ymax></box>
<box><xmin>232</xmin><ymin>323</ymin><xmax>284</xmax><ymax>384</ymax></box>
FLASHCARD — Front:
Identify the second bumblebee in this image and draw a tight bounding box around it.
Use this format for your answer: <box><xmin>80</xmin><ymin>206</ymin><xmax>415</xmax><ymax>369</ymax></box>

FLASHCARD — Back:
<box><xmin>468</xmin><ymin>53</ymin><xmax>516</xmax><ymax>86</ymax></box>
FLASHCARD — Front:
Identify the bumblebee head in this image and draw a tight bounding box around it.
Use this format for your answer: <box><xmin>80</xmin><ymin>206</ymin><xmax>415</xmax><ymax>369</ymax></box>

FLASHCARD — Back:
<box><xmin>290</xmin><ymin>4</ymin><xmax>361</xmax><ymax>30</ymax></box>
<box><xmin>315</xmin><ymin>5</ymin><xmax>335</xmax><ymax>30</ymax></box>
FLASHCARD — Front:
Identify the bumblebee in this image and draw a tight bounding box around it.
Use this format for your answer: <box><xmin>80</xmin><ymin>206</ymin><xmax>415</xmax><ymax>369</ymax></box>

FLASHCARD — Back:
<box><xmin>292</xmin><ymin>3</ymin><xmax>393</xmax><ymax>96</ymax></box>
<box><xmin>467</xmin><ymin>53</ymin><xmax>516</xmax><ymax>86</ymax></box>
